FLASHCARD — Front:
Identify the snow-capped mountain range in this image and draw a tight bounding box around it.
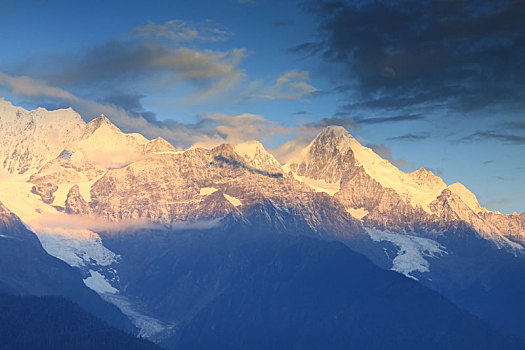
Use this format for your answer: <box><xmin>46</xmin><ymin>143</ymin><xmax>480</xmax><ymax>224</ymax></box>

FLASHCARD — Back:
<box><xmin>1</xmin><ymin>98</ymin><xmax>525</xmax><ymax>341</ymax></box>
<box><xmin>1</xmin><ymin>98</ymin><xmax>522</xmax><ymax>245</ymax></box>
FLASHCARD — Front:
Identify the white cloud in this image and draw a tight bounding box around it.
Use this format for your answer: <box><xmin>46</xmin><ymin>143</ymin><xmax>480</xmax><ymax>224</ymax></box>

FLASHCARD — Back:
<box><xmin>200</xmin><ymin>112</ymin><xmax>290</xmax><ymax>146</ymax></box>
<box><xmin>270</xmin><ymin>135</ymin><xmax>313</xmax><ymax>164</ymax></box>
<box><xmin>252</xmin><ymin>70</ymin><xmax>318</xmax><ymax>100</ymax></box>
<box><xmin>0</xmin><ymin>72</ymin><xmax>79</xmax><ymax>101</ymax></box>
<box><xmin>0</xmin><ymin>72</ymin><xmax>291</xmax><ymax>149</ymax></box>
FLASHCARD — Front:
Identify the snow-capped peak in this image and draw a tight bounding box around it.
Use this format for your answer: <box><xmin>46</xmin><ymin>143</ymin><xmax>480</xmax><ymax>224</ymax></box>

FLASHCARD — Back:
<box><xmin>233</xmin><ymin>140</ymin><xmax>282</xmax><ymax>174</ymax></box>
<box><xmin>286</xmin><ymin>126</ymin><xmax>448</xmax><ymax>212</ymax></box>
<box><xmin>319</xmin><ymin>125</ymin><xmax>354</xmax><ymax>139</ymax></box>
<box><xmin>346</xmin><ymin>136</ymin><xmax>447</xmax><ymax>212</ymax></box>
<box><xmin>83</xmin><ymin>114</ymin><xmax>122</xmax><ymax>137</ymax></box>
<box><xmin>0</xmin><ymin>100</ymin><xmax>86</xmax><ymax>174</ymax></box>
<box><xmin>447</xmin><ymin>182</ymin><xmax>481</xmax><ymax>212</ymax></box>
<box><xmin>284</xmin><ymin>126</ymin><xmax>356</xmax><ymax>183</ymax></box>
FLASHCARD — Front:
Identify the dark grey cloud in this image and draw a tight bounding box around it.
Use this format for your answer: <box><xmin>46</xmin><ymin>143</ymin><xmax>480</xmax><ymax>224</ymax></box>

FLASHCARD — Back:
<box><xmin>386</xmin><ymin>133</ymin><xmax>429</xmax><ymax>141</ymax></box>
<box><xmin>354</xmin><ymin>114</ymin><xmax>423</xmax><ymax>124</ymax></box>
<box><xmin>460</xmin><ymin>131</ymin><xmax>525</xmax><ymax>145</ymax></box>
<box><xmin>301</xmin><ymin>0</ymin><xmax>525</xmax><ymax>114</ymax></box>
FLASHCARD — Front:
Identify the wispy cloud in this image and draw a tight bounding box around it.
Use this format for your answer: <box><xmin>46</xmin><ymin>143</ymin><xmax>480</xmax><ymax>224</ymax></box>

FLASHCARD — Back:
<box><xmin>459</xmin><ymin>131</ymin><xmax>525</xmax><ymax>145</ymax></box>
<box><xmin>132</xmin><ymin>19</ymin><xmax>231</xmax><ymax>43</ymax></box>
<box><xmin>386</xmin><ymin>133</ymin><xmax>429</xmax><ymax>141</ymax></box>
<box><xmin>33</xmin><ymin>212</ymin><xmax>219</xmax><ymax>235</ymax></box>
<box><xmin>194</xmin><ymin>112</ymin><xmax>290</xmax><ymax>147</ymax></box>
<box><xmin>502</xmin><ymin>121</ymin><xmax>525</xmax><ymax>130</ymax></box>
<box><xmin>288</xmin><ymin>42</ymin><xmax>324</xmax><ymax>56</ymax></box>
<box><xmin>249</xmin><ymin>70</ymin><xmax>317</xmax><ymax>100</ymax></box>
<box><xmin>354</xmin><ymin>114</ymin><xmax>423</xmax><ymax>125</ymax></box>
<box><xmin>0</xmin><ymin>72</ymin><xmax>77</xmax><ymax>101</ymax></box>
<box><xmin>271</xmin><ymin>134</ymin><xmax>314</xmax><ymax>164</ymax></box>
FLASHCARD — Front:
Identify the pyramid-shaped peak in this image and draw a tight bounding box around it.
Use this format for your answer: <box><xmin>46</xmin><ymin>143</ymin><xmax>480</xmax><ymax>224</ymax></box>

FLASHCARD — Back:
<box><xmin>145</xmin><ymin>137</ymin><xmax>177</xmax><ymax>153</ymax></box>
<box><xmin>92</xmin><ymin>114</ymin><xmax>113</xmax><ymax>126</ymax></box>
<box><xmin>309</xmin><ymin>126</ymin><xmax>359</xmax><ymax>156</ymax></box>
<box><xmin>84</xmin><ymin>114</ymin><xmax>121</xmax><ymax>135</ymax></box>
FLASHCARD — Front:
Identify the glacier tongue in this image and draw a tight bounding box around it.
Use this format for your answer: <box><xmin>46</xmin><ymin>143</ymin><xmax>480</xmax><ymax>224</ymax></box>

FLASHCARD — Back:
<box><xmin>100</xmin><ymin>293</ymin><xmax>176</xmax><ymax>341</ymax></box>
<box><xmin>83</xmin><ymin>269</ymin><xmax>118</xmax><ymax>294</ymax></box>
<box><xmin>36</xmin><ymin>229</ymin><xmax>118</xmax><ymax>268</ymax></box>
<box><xmin>367</xmin><ymin>229</ymin><xmax>447</xmax><ymax>280</ymax></box>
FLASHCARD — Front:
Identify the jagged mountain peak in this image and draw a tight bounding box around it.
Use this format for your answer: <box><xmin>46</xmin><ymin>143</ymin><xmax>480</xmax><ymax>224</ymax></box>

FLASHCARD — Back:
<box><xmin>409</xmin><ymin>168</ymin><xmax>446</xmax><ymax>188</ymax></box>
<box><xmin>286</xmin><ymin>126</ymin><xmax>450</xmax><ymax>212</ymax></box>
<box><xmin>284</xmin><ymin>126</ymin><xmax>357</xmax><ymax>185</ymax></box>
<box><xmin>84</xmin><ymin>114</ymin><xmax>122</xmax><ymax>136</ymax></box>
<box><xmin>233</xmin><ymin>140</ymin><xmax>282</xmax><ymax>174</ymax></box>
<box><xmin>0</xmin><ymin>200</ymin><xmax>29</xmax><ymax>235</ymax></box>
<box><xmin>212</xmin><ymin>143</ymin><xmax>236</xmax><ymax>156</ymax></box>
<box><xmin>0</xmin><ymin>101</ymin><xmax>86</xmax><ymax>174</ymax></box>
<box><xmin>0</xmin><ymin>98</ymin><xmax>83</xmax><ymax>125</ymax></box>
<box><xmin>144</xmin><ymin>137</ymin><xmax>178</xmax><ymax>154</ymax></box>
<box><xmin>317</xmin><ymin>125</ymin><xmax>353</xmax><ymax>138</ymax></box>
<box><xmin>447</xmin><ymin>182</ymin><xmax>481</xmax><ymax>212</ymax></box>
<box><xmin>311</xmin><ymin>125</ymin><xmax>356</xmax><ymax>154</ymax></box>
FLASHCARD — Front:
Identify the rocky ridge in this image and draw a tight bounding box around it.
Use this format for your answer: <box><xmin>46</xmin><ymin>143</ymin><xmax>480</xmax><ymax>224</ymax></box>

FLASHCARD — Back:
<box><xmin>0</xmin><ymin>101</ymin><xmax>523</xmax><ymax>249</ymax></box>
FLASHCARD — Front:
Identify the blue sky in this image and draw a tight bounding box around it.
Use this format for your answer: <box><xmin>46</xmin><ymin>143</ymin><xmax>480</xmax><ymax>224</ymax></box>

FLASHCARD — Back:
<box><xmin>0</xmin><ymin>0</ymin><xmax>524</xmax><ymax>213</ymax></box>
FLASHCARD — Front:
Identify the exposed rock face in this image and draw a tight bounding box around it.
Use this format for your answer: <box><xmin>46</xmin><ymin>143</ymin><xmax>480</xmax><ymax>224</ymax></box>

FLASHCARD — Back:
<box><xmin>0</xmin><ymin>101</ymin><xmax>523</xmax><ymax>249</ymax></box>
<box><xmin>81</xmin><ymin>143</ymin><xmax>363</xmax><ymax>240</ymax></box>
<box><xmin>283</xmin><ymin>125</ymin><xmax>524</xmax><ymax>247</ymax></box>
<box><xmin>65</xmin><ymin>185</ymin><xmax>91</xmax><ymax>215</ymax></box>
<box><xmin>479</xmin><ymin>211</ymin><xmax>525</xmax><ymax>243</ymax></box>
<box><xmin>0</xmin><ymin>201</ymin><xmax>25</xmax><ymax>232</ymax></box>
<box><xmin>3</xmin><ymin>102</ymin><xmax>525</xmax><ymax>345</ymax></box>
<box><xmin>31</xmin><ymin>183</ymin><xmax>59</xmax><ymax>205</ymax></box>
<box><xmin>287</xmin><ymin>126</ymin><xmax>357</xmax><ymax>183</ymax></box>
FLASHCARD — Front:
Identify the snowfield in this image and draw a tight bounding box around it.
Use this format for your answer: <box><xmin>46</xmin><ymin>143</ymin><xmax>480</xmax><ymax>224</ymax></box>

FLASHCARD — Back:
<box><xmin>367</xmin><ymin>229</ymin><xmax>446</xmax><ymax>280</ymax></box>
